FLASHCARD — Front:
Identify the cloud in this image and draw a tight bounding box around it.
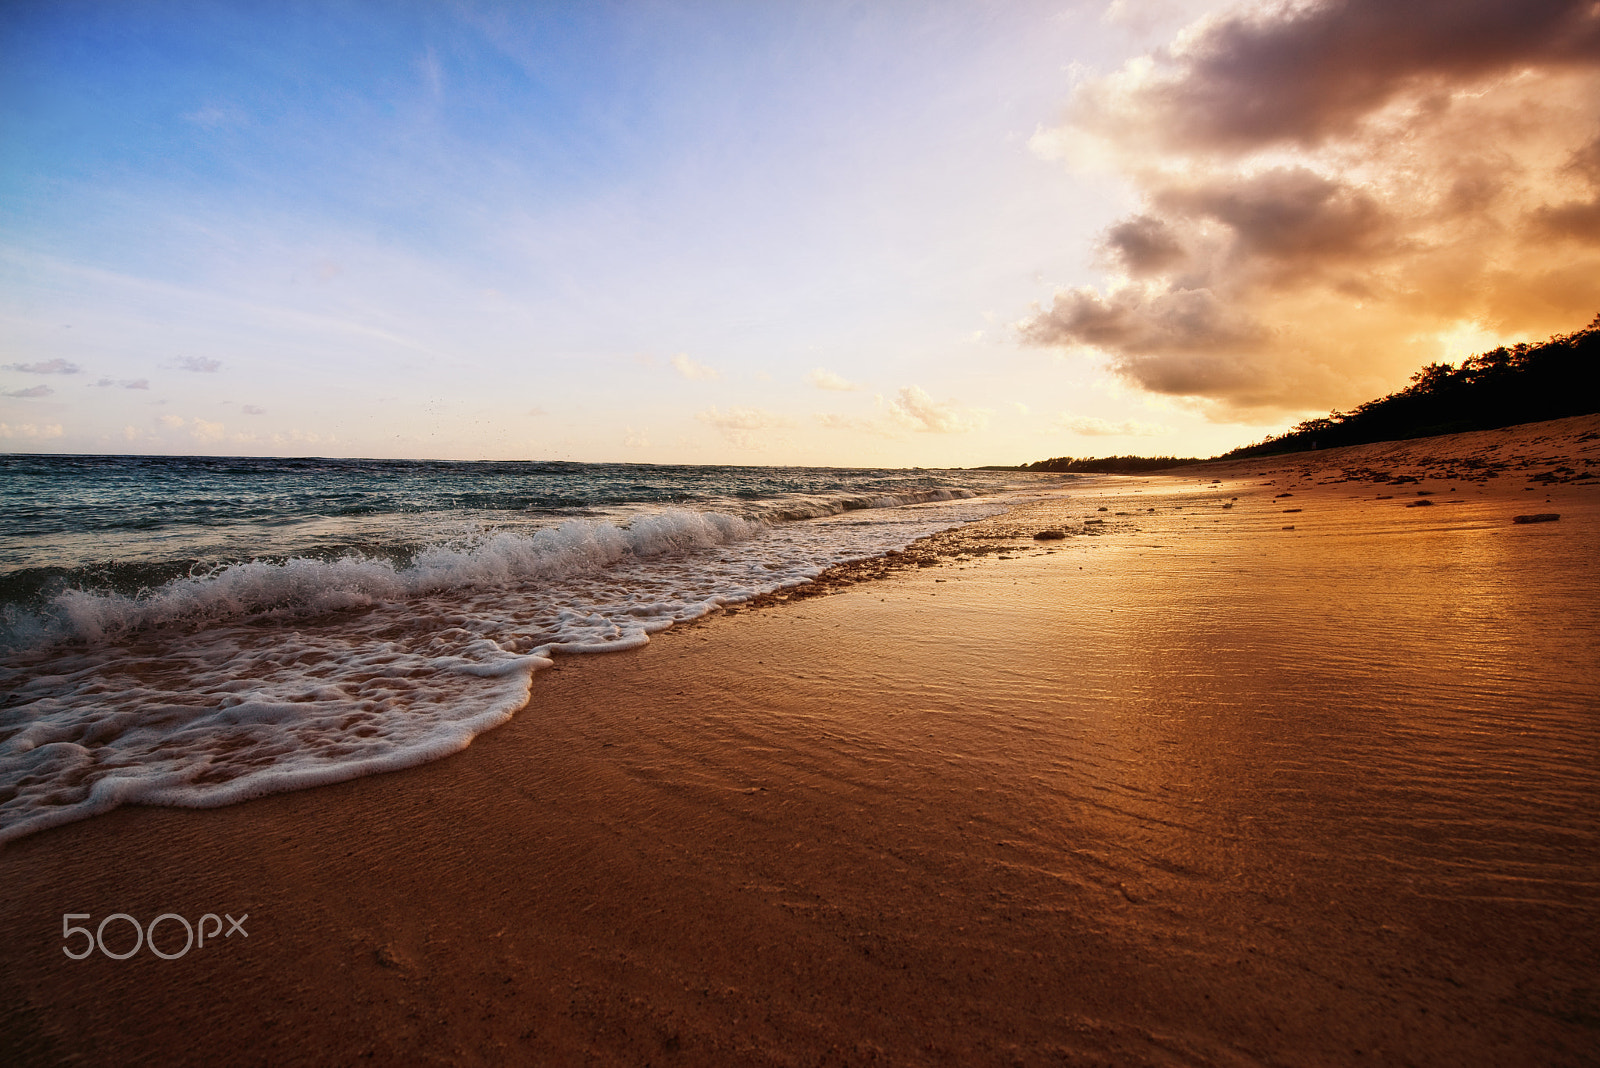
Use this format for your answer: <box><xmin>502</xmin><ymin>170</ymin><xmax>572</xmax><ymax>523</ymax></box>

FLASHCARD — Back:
<box><xmin>886</xmin><ymin>386</ymin><xmax>989</xmax><ymax>434</ymax></box>
<box><xmin>160</xmin><ymin>414</ymin><xmax>186</xmax><ymax>428</ymax></box>
<box><xmin>1023</xmin><ymin>0</ymin><xmax>1600</xmax><ymax>420</ymax></box>
<box><xmin>808</xmin><ymin>368</ymin><xmax>860</xmax><ymax>391</ymax></box>
<box><xmin>695</xmin><ymin>405</ymin><xmax>798</xmax><ymax>448</ymax></box>
<box><xmin>4</xmin><ymin>359</ymin><xmax>81</xmax><ymax>374</ymax></box>
<box><xmin>4</xmin><ymin>385</ymin><xmax>53</xmax><ymax>398</ymax></box>
<box><xmin>94</xmin><ymin>377</ymin><xmax>150</xmax><ymax>390</ymax></box>
<box><xmin>0</xmin><ymin>422</ymin><xmax>64</xmax><ymax>440</ymax></box>
<box><xmin>1101</xmin><ymin>214</ymin><xmax>1186</xmax><ymax>276</ymax></box>
<box><xmin>670</xmin><ymin>354</ymin><xmax>719</xmax><ymax>381</ymax></box>
<box><xmin>174</xmin><ymin>356</ymin><xmax>222</xmax><ymax>373</ymax></box>
<box><xmin>241</xmin><ymin>404</ymin><xmax>266</xmax><ymax>415</ymax></box>
<box><xmin>813</xmin><ymin>412</ymin><xmax>886</xmax><ymax>434</ymax></box>
<box><xmin>1101</xmin><ymin>0</ymin><xmax>1186</xmax><ymax>36</ymax></box>
<box><xmin>1069</xmin><ymin>0</ymin><xmax>1600</xmax><ymax>155</ymax></box>
<box><xmin>269</xmin><ymin>429</ymin><xmax>333</xmax><ymax>447</ymax></box>
<box><xmin>183</xmin><ymin>104</ymin><xmax>249</xmax><ymax>130</ymax></box>
<box><xmin>418</xmin><ymin>46</ymin><xmax>445</xmax><ymax>99</ymax></box>
<box><xmin>696</xmin><ymin>406</ymin><xmax>802</xmax><ymax>450</ymax></box>
<box><xmin>1056</xmin><ymin>414</ymin><xmax>1171</xmax><ymax>436</ymax></box>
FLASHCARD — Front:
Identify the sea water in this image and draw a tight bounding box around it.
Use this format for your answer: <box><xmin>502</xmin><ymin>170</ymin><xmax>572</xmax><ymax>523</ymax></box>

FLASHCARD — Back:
<box><xmin>0</xmin><ymin>454</ymin><xmax>1060</xmax><ymax>844</ymax></box>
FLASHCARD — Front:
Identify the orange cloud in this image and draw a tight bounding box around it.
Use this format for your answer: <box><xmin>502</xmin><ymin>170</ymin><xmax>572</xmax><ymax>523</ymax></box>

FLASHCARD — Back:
<box><xmin>1023</xmin><ymin>0</ymin><xmax>1600</xmax><ymax>421</ymax></box>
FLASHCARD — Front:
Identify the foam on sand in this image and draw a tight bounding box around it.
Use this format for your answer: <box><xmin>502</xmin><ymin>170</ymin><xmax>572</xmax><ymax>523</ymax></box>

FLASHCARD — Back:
<box><xmin>0</xmin><ymin>496</ymin><xmax>1015</xmax><ymax>844</ymax></box>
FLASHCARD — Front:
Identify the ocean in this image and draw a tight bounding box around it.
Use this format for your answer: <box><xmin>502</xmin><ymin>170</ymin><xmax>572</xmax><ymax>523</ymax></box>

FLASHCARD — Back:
<box><xmin>0</xmin><ymin>454</ymin><xmax>1059</xmax><ymax>844</ymax></box>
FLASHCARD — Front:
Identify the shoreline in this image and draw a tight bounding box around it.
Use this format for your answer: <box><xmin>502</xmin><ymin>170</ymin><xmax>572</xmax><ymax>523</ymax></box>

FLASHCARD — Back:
<box><xmin>3</xmin><ymin>415</ymin><xmax>1598</xmax><ymax>1066</ymax></box>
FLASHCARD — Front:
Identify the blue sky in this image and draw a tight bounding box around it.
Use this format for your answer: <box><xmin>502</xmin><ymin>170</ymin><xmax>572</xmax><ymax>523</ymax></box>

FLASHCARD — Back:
<box><xmin>4</xmin><ymin>0</ymin><xmax>1594</xmax><ymax>463</ymax></box>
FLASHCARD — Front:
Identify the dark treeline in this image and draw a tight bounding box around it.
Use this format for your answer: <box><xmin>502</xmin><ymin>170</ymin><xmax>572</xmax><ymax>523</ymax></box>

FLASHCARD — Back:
<box><xmin>1023</xmin><ymin>454</ymin><xmax>1207</xmax><ymax>474</ymax></box>
<box><xmin>1219</xmin><ymin>314</ymin><xmax>1600</xmax><ymax>459</ymax></box>
<box><xmin>1024</xmin><ymin>315</ymin><xmax>1600</xmax><ymax>472</ymax></box>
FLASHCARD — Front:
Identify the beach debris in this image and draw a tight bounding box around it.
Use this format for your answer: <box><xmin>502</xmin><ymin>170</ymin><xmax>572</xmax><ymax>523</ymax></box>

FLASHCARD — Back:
<box><xmin>1097</xmin><ymin>506</ymin><xmax>1109</xmax><ymax>511</ymax></box>
<box><xmin>1281</xmin><ymin>525</ymin><xmax>1295</xmax><ymax>530</ymax></box>
<box><xmin>1275</xmin><ymin>492</ymin><xmax>1294</xmax><ymax>498</ymax></box>
<box><xmin>1084</xmin><ymin>518</ymin><xmax>1105</xmax><ymax>525</ymax></box>
<box><xmin>1513</xmin><ymin>513</ymin><xmax>1561</xmax><ymax>523</ymax></box>
<box><xmin>1033</xmin><ymin>530</ymin><xmax>1068</xmax><ymax>540</ymax></box>
<box><xmin>1282</xmin><ymin>508</ymin><xmax>1302</xmax><ymax>513</ymax></box>
<box><xmin>374</xmin><ymin>944</ymin><xmax>411</xmax><ymax>970</ymax></box>
<box><xmin>1406</xmin><ymin>500</ymin><xmax>1434</xmax><ymax>507</ymax></box>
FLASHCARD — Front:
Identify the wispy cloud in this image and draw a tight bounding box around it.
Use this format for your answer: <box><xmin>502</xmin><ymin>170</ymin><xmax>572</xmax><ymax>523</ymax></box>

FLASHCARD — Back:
<box><xmin>695</xmin><ymin>405</ymin><xmax>797</xmax><ymax>448</ymax></box>
<box><xmin>173</xmin><ymin>356</ymin><xmax>223</xmax><ymax>373</ymax></box>
<box><xmin>1056</xmin><ymin>414</ymin><xmax>1171</xmax><ymax>436</ymax></box>
<box><xmin>191</xmin><ymin>418</ymin><xmax>227</xmax><ymax>442</ymax></box>
<box><xmin>3</xmin><ymin>385</ymin><xmax>54</xmax><ymax>398</ymax></box>
<box><xmin>418</xmin><ymin>46</ymin><xmax>445</xmax><ymax>99</ymax></box>
<box><xmin>808</xmin><ymin>368</ymin><xmax>860</xmax><ymax>391</ymax></box>
<box><xmin>4</xmin><ymin>358</ymin><xmax>81</xmax><ymax>374</ymax></box>
<box><xmin>183</xmin><ymin>104</ymin><xmax>249</xmax><ymax>130</ymax></box>
<box><xmin>1022</xmin><ymin>0</ymin><xmax>1600</xmax><ymax>420</ymax></box>
<box><xmin>0</xmin><ymin>422</ymin><xmax>64</xmax><ymax>439</ymax></box>
<box><xmin>886</xmin><ymin>386</ymin><xmax>989</xmax><ymax>434</ymax></box>
<box><xmin>94</xmin><ymin>377</ymin><xmax>151</xmax><ymax>390</ymax></box>
<box><xmin>671</xmin><ymin>354</ymin><xmax>720</xmax><ymax>381</ymax></box>
<box><xmin>813</xmin><ymin>412</ymin><xmax>883</xmax><ymax>433</ymax></box>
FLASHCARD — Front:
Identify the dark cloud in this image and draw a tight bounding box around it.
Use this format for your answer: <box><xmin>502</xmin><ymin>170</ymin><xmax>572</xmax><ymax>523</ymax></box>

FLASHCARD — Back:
<box><xmin>1021</xmin><ymin>284</ymin><xmax>1281</xmax><ymax>400</ymax></box>
<box><xmin>1152</xmin><ymin>167</ymin><xmax>1395</xmax><ymax>273</ymax></box>
<box><xmin>4</xmin><ymin>359</ymin><xmax>81</xmax><ymax>374</ymax></box>
<box><xmin>1024</xmin><ymin>0</ymin><xmax>1600</xmax><ymax>418</ymax></box>
<box><xmin>1534</xmin><ymin>135</ymin><xmax>1600</xmax><ymax>241</ymax></box>
<box><xmin>1074</xmin><ymin>0</ymin><xmax>1600</xmax><ymax>153</ymax></box>
<box><xmin>1102</xmin><ymin>215</ymin><xmax>1187</xmax><ymax>276</ymax></box>
<box><xmin>1021</xmin><ymin>284</ymin><xmax>1265</xmax><ymax>358</ymax></box>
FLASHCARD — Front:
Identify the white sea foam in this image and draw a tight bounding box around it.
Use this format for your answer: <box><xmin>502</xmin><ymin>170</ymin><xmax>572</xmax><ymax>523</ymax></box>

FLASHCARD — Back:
<box><xmin>0</xmin><ymin>495</ymin><xmax>1016</xmax><ymax>845</ymax></box>
<box><xmin>25</xmin><ymin>509</ymin><xmax>757</xmax><ymax>644</ymax></box>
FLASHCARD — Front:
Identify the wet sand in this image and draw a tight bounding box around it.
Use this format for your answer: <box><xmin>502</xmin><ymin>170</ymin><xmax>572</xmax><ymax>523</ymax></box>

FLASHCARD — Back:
<box><xmin>3</xmin><ymin>416</ymin><xmax>1599</xmax><ymax>1066</ymax></box>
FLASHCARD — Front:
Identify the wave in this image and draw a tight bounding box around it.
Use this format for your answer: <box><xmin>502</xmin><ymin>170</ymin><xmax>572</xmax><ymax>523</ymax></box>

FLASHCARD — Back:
<box><xmin>4</xmin><ymin>509</ymin><xmax>756</xmax><ymax>649</ymax></box>
<box><xmin>749</xmin><ymin>487</ymin><xmax>978</xmax><ymax>522</ymax></box>
<box><xmin>0</xmin><ymin>488</ymin><xmax>1024</xmax><ymax>845</ymax></box>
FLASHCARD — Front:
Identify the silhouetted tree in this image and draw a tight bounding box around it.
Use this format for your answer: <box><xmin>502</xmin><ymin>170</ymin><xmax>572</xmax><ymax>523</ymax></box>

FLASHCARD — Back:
<box><xmin>1022</xmin><ymin>314</ymin><xmax>1600</xmax><ymax>469</ymax></box>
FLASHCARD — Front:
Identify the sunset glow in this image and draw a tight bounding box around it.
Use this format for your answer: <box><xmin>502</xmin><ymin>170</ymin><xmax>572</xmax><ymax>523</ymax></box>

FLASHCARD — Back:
<box><xmin>4</xmin><ymin>0</ymin><xmax>1596</xmax><ymax>463</ymax></box>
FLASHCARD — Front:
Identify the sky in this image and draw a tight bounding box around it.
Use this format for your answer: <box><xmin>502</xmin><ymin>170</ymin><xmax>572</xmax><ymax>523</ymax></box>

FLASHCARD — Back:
<box><xmin>2</xmin><ymin>0</ymin><xmax>1597</xmax><ymax>466</ymax></box>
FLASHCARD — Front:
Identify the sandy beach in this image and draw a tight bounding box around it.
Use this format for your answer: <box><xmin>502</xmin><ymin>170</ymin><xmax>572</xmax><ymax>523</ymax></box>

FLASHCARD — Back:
<box><xmin>3</xmin><ymin>415</ymin><xmax>1598</xmax><ymax>1067</ymax></box>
